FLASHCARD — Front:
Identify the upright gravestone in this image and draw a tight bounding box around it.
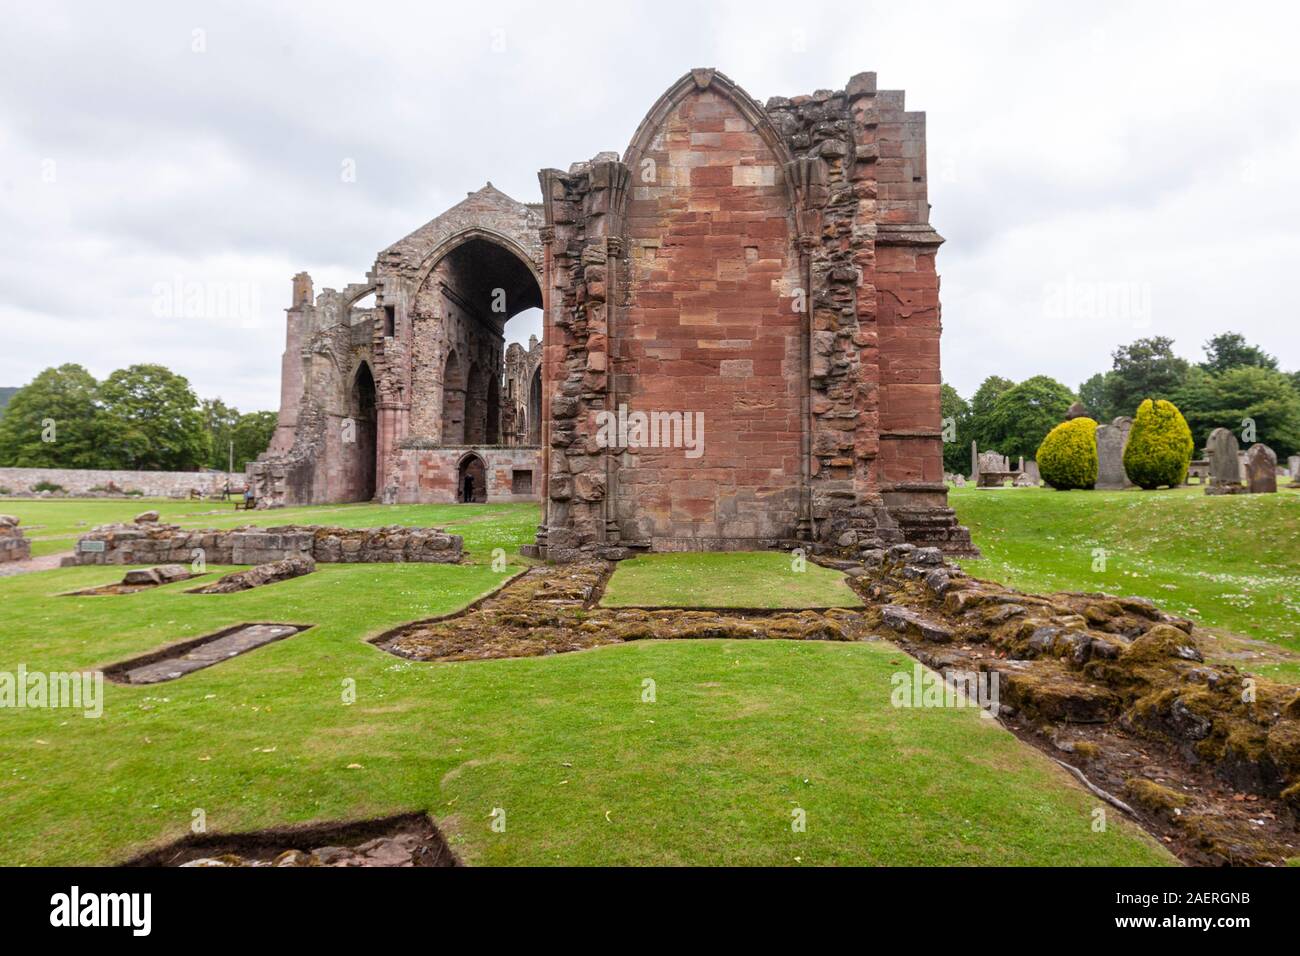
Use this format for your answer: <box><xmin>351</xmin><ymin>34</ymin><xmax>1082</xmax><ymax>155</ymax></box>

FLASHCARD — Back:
<box><xmin>1095</xmin><ymin>416</ymin><xmax>1134</xmax><ymax>490</ymax></box>
<box><xmin>1244</xmin><ymin>444</ymin><xmax>1278</xmax><ymax>494</ymax></box>
<box><xmin>1205</xmin><ymin>428</ymin><xmax>1244</xmax><ymax>495</ymax></box>
<box><xmin>970</xmin><ymin>440</ymin><xmax>979</xmax><ymax>482</ymax></box>
<box><xmin>1023</xmin><ymin>460</ymin><xmax>1041</xmax><ymax>485</ymax></box>
<box><xmin>1289</xmin><ymin>455</ymin><xmax>1300</xmax><ymax>479</ymax></box>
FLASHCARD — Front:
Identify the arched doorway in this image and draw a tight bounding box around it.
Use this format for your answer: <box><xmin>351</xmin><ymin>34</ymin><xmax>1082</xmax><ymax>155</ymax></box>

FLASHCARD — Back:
<box><xmin>349</xmin><ymin>362</ymin><xmax>378</xmax><ymax>501</ymax></box>
<box><xmin>441</xmin><ymin>350</ymin><xmax>464</xmax><ymax>444</ymax></box>
<box><xmin>457</xmin><ymin>452</ymin><xmax>487</xmax><ymax>503</ymax></box>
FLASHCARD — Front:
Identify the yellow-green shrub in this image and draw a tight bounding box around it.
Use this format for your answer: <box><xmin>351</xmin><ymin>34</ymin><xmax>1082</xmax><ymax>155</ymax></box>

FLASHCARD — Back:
<box><xmin>1123</xmin><ymin>399</ymin><xmax>1194</xmax><ymax>489</ymax></box>
<box><xmin>1037</xmin><ymin>417</ymin><xmax>1098</xmax><ymax>490</ymax></box>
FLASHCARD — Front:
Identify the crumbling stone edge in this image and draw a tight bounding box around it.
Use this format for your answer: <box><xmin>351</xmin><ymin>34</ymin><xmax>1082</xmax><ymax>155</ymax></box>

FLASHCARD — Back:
<box><xmin>68</xmin><ymin>516</ymin><xmax>463</xmax><ymax>566</ymax></box>
<box><xmin>841</xmin><ymin>541</ymin><xmax>1300</xmax><ymax>862</ymax></box>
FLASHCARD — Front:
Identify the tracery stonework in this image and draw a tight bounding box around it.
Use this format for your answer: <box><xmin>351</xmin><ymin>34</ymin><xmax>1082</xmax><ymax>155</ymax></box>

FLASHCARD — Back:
<box><xmin>249</xmin><ymin>68</ymin><xmax>974</xmax><ymax>559</ymax></box>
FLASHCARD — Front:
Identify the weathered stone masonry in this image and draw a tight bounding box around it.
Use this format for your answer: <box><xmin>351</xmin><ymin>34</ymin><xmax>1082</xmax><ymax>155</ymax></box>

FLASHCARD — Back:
<box><xmin>250</xmin><ymin>68</ymin><xmax>972</xmax><ymax>560</ymax></box>
<box><xmin>532</xmin><ymin>69</ymin><xmax>973</xmax><ymax>561</ymax></box>
<box><xmin>70</xmin><ymin>522</ymin><xmax>462</xmax><ymax>566</ymax></box>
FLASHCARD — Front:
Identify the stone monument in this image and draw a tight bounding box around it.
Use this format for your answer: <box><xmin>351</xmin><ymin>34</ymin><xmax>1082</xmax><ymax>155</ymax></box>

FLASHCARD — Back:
<box><xmin>1095</xmin><ymin>416</ymin><xmax>1135</xmax><ymax>490</ymax></box>
<box><xmin>1244</xmin><ymin>443</ymin><xmax>1278</xmax><ymax>494</ymax></box>
<box><xmin>1204</xmin><ymin>428</ymin><xmax>1245</xmax><ymax>495</ymax></box>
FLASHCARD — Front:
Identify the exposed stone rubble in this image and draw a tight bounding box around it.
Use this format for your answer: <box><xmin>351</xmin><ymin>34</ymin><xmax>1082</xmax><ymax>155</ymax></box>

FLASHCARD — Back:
<box><xmin>69</xmin><ymin>563</ymin><xmax>196</xmax><ymax>595</ymax></box>
<box><xmin>123</xmin><ymin>564</ymin><xmax>190</xmax><ymax>585</ymax></box>
<box><xmin>854</xmin><ymin>542</ymin><xmax>1300</xmax><ymax>864</ymax></box>
<box><xmin>181</xmin><ymin>833</ymin><xmax>444</xmax><ymax>868</ymax></box>
<box><xmin>68</xmin><ymin>522</ymin><xmax>462</xmax><ymax>566</ymax></box>
<box><xmin>189</xmin><ymin>556</ymin><xmax>316</xmax><ymax>594</ymax></box>
<box><xmin>379</xmin><ymin>561</ymin><xmax>872</xmax><ymax>662</ymax></box>
<box><xmin>0</xmin><ymin>515</ymin><xmax>32</xmax><ymax>563</ymax></box>
<box><xmin>125</xmin><ymin>814</ymin><xmax>458</xmax><ymax>867</ymax></box>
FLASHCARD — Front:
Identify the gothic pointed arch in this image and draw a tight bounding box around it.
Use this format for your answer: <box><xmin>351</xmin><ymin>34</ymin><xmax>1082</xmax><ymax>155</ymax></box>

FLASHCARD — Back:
<box><xmin>620</xmin><ymin>68</ymin><xmax>800</xmax><ymax>221</ymax></box>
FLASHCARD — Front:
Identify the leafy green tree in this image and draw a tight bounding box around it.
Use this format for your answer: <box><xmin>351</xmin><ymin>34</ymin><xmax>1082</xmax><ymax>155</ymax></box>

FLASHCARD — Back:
<box><xmin>0</xmin><ymin>364</ymin><xmax>105</xmax><ymax>467</ymax></box>
<box><xmin>1077</xmin><ymin>372</ymin><xmax>1113</xmax><ymax>422</ymax></box>
<box><xmin>939</xmin><ymin>383</ymin><xmax>972</xmax><ymax>475</ymax></box>
<box><xmin>97</xmin><ymin>364</ymin><xmax>209</xmax><ymax>470</ymax></box>
<box><xmin>1102</xmin><ymin>336</ymin><xmax>1190</xmax><ymax>419</ymax></box>
<box><xmin>202</xmin><ymin>398</ymin><xmax>242</xmax><ymax>470</ymax></box>
<box><xmin>230</xmin><ymin>410</ymin><xmax>277</xmax><ymax>470</ymax></box>
<box><xmin>1200</xmin><ymin>332</ymin><xmax>1278</xmax><ymax>375</ymax></box>
<box><xmin>981</xmin><ymin>375</ymin><xmax>1075</xmax><ymax>461</ymax></box>
<box><xmin>969</xmin><ymin>375</ymin><xmax>1014</xmax><ymax>450</ymax></box>
<box><xmin>1174</xmin><ymin>365</ymin><xmax>1300</xmax><ymax>458</ymax></box>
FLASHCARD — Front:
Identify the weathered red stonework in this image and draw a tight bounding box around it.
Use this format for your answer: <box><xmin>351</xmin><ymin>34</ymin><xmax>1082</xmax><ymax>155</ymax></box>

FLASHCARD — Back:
<box><xmin>533</xmin><ymin>69</ymin><xmax>973</xmax><ymax>561</ymax></box>
<box><xmin>251</xmin><ymin>67</ymin><xmax>972</xmax><ymax>559</ymax></box>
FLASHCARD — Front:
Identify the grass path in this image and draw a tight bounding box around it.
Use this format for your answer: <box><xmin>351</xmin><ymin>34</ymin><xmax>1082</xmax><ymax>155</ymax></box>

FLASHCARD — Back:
<box><xmin>0</xmin><ymin>559</ymin><xmax>1170</xmax><ymax>866</ymax></box>
<box><xmin>601</xmin><ymin>551</ymin><xmax>862</xmax><ymax>609</ymax></box>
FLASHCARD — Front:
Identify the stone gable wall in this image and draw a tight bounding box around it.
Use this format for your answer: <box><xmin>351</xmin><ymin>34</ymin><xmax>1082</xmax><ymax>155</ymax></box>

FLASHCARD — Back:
<box><xmin>534</xmin><ymin>69</ymin><xmax>973</xmax><ymax>561</ymax></box>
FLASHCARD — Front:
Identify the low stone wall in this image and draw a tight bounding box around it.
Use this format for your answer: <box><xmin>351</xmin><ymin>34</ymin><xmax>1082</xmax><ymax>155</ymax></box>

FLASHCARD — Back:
<box><xmin>0</xmin><ymin>515</ymin><xmax>31</xmax><ymax>563</ymax></box>
<box><xmin>0</xmin><ymin>467</ymin><xmax>240</xmax><ymax>498</ymax></box>
<box><xmin>69</xmin><ymin>521</ymin><xmax>462</xmax><ymax>566</ymax></box>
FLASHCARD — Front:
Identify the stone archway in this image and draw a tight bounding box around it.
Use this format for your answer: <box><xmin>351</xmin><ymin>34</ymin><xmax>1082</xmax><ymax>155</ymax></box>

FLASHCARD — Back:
<box><xmin>349</xmin><ymin>362</ymin><xmax>378</xmax><ymax>501</ymax></box>
<box><xmin>457</xmin><ymin>452</ymin><xmax>487</xmax><ymax>503</ymax></box>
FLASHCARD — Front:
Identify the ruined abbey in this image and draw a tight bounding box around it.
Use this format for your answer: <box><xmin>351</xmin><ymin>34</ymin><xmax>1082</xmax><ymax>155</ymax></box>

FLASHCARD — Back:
<box><xmin>248</xmin><ymin>68</ymin><xmax>974</xmax><ymax>560</ymax></box>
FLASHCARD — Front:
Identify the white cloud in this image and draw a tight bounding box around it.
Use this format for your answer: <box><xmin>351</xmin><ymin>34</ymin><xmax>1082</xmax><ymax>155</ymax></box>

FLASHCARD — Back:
<box><xmin>0</xmin><ymin>0</ymin><xmax>1296</xmax><ymax>410</ymax></box>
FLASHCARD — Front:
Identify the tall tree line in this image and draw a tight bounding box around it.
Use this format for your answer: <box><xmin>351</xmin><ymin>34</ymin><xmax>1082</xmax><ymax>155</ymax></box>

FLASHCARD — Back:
<box><xmin>943</xmin><ymin>331</ymin><xmax>1300</xmax><ymax>472</ymax></box>
<box><xmin>0</xmin><ymin>363</ymin><xmax>276</xmax><ymax>472</ymax></box>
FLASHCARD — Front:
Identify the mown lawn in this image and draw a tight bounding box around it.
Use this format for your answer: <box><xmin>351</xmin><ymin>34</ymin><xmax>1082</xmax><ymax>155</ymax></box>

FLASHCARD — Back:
<box><xmin>950</xmin><ymin>485</ymin><xmax>1300</xmax><ymax>679</ymax></box>
<box><xmin>601</xmin><ymin>551</ymin><xmax>862</xmax><ymax>609</ymax></box>
<box><xmin>0</xmin><ymin>556</ymin><xmax>1170</xmax><ymax>866</ymax></box>
<box><xmin>1</xmin><ymin>498</ymin><xmax>539</xmax><ymax>562</ymax></box>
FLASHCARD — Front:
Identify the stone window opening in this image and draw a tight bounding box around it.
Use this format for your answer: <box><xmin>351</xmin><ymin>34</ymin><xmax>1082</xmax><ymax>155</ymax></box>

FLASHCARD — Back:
<box><xmin>441</xmin><ymin>349</ymin><xmax>465</xmax><ymax>444</ymax></box>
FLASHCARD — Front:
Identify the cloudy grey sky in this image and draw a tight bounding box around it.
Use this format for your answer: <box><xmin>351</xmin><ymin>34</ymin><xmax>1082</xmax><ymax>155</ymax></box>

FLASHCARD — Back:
<box><xmin>2</xmin><ymin>0</ymin><xmax>1297</xmax><ymax>411</ymax></box>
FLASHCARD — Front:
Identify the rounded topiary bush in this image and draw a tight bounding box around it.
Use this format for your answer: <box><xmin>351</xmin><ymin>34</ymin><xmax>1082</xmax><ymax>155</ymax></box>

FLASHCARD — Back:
<box><xmin>1037</xmin><ymin>417</ymin><xmax>1098</xmax><ymax>490</ymax></box>
<box><xmin>1123</xmin><ymin>398</ymin><xmax>1194</xmax><ymax>489</ymax></box>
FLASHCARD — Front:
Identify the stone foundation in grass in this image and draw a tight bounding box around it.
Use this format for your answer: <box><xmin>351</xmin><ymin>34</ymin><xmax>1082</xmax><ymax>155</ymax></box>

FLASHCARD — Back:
<box><xmin>188</xmin><ymin>556</ymin><xmax>317</xmax><ymax>594</ymax></box>
<box><xmin>0</xmin><ymin>515</ymin><xmax>31</xmax><ymax>563</ymax></box>
<box><xmin>68</xmin><ymin>518</ymin><xmax>462</xmax><ymax>566</ymax></box>
<box><xmin>850</xmin><ymin>542</ymin><xmax>1300</xmax><ymax>864</ymax></box>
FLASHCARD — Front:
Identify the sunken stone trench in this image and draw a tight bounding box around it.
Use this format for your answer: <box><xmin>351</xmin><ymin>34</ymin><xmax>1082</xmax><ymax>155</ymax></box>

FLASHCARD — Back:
<box><xmin>122</xmin><ymin>813</ymin><xmax>459</xmax><ymax>868</ymax></box>
<box><xmin>105</xmin><ymin>623</ymin><xmax>309</xmax><ymax>684</ymax></box>
<box><xmin>852</xmin><ymin>541</ymin><xmax>1300</xmax><ymax>865</ymax></box>
<box><xmin>376</xmin><ymin>561</ymin><xmax>873</xmax><ymax>662</ymax></box>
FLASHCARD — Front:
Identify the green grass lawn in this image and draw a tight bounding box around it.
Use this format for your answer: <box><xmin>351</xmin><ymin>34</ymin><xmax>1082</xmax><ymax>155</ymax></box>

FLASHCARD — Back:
<box><xmin>0</xmin><ymin>556</ymin><xmax>1170</xmax><ymax>866</ymax></box>
<box><xmin>950</xmin><ymin>484</ymin><xmax>1300</xmax><ymax>679</ymax></box>
<box><xmin>1</xmin><ymin>498</ymin><xmax>540</xmax><ymax>562</ymax></box>
<box><xmin>601</xmin><ymin>551</ymin><xmax>863</xmax><ymax>609</ymax></box>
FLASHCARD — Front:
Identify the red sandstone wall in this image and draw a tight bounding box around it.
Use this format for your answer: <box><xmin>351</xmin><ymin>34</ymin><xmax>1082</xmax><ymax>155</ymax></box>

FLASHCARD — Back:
<box><xmin>618</xmin><ymin>89</ymin><xmax>802</xmax><ymax>547</ymax></box>
<box><xmin>392</xmin><ymin>447</ymin><xmax>541</xmax><ymax>504</ymax></box>
<box><xmin>875</xmin><ymin>245</ymin><xmax>943</xmax><ymax>486</ymax></box>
